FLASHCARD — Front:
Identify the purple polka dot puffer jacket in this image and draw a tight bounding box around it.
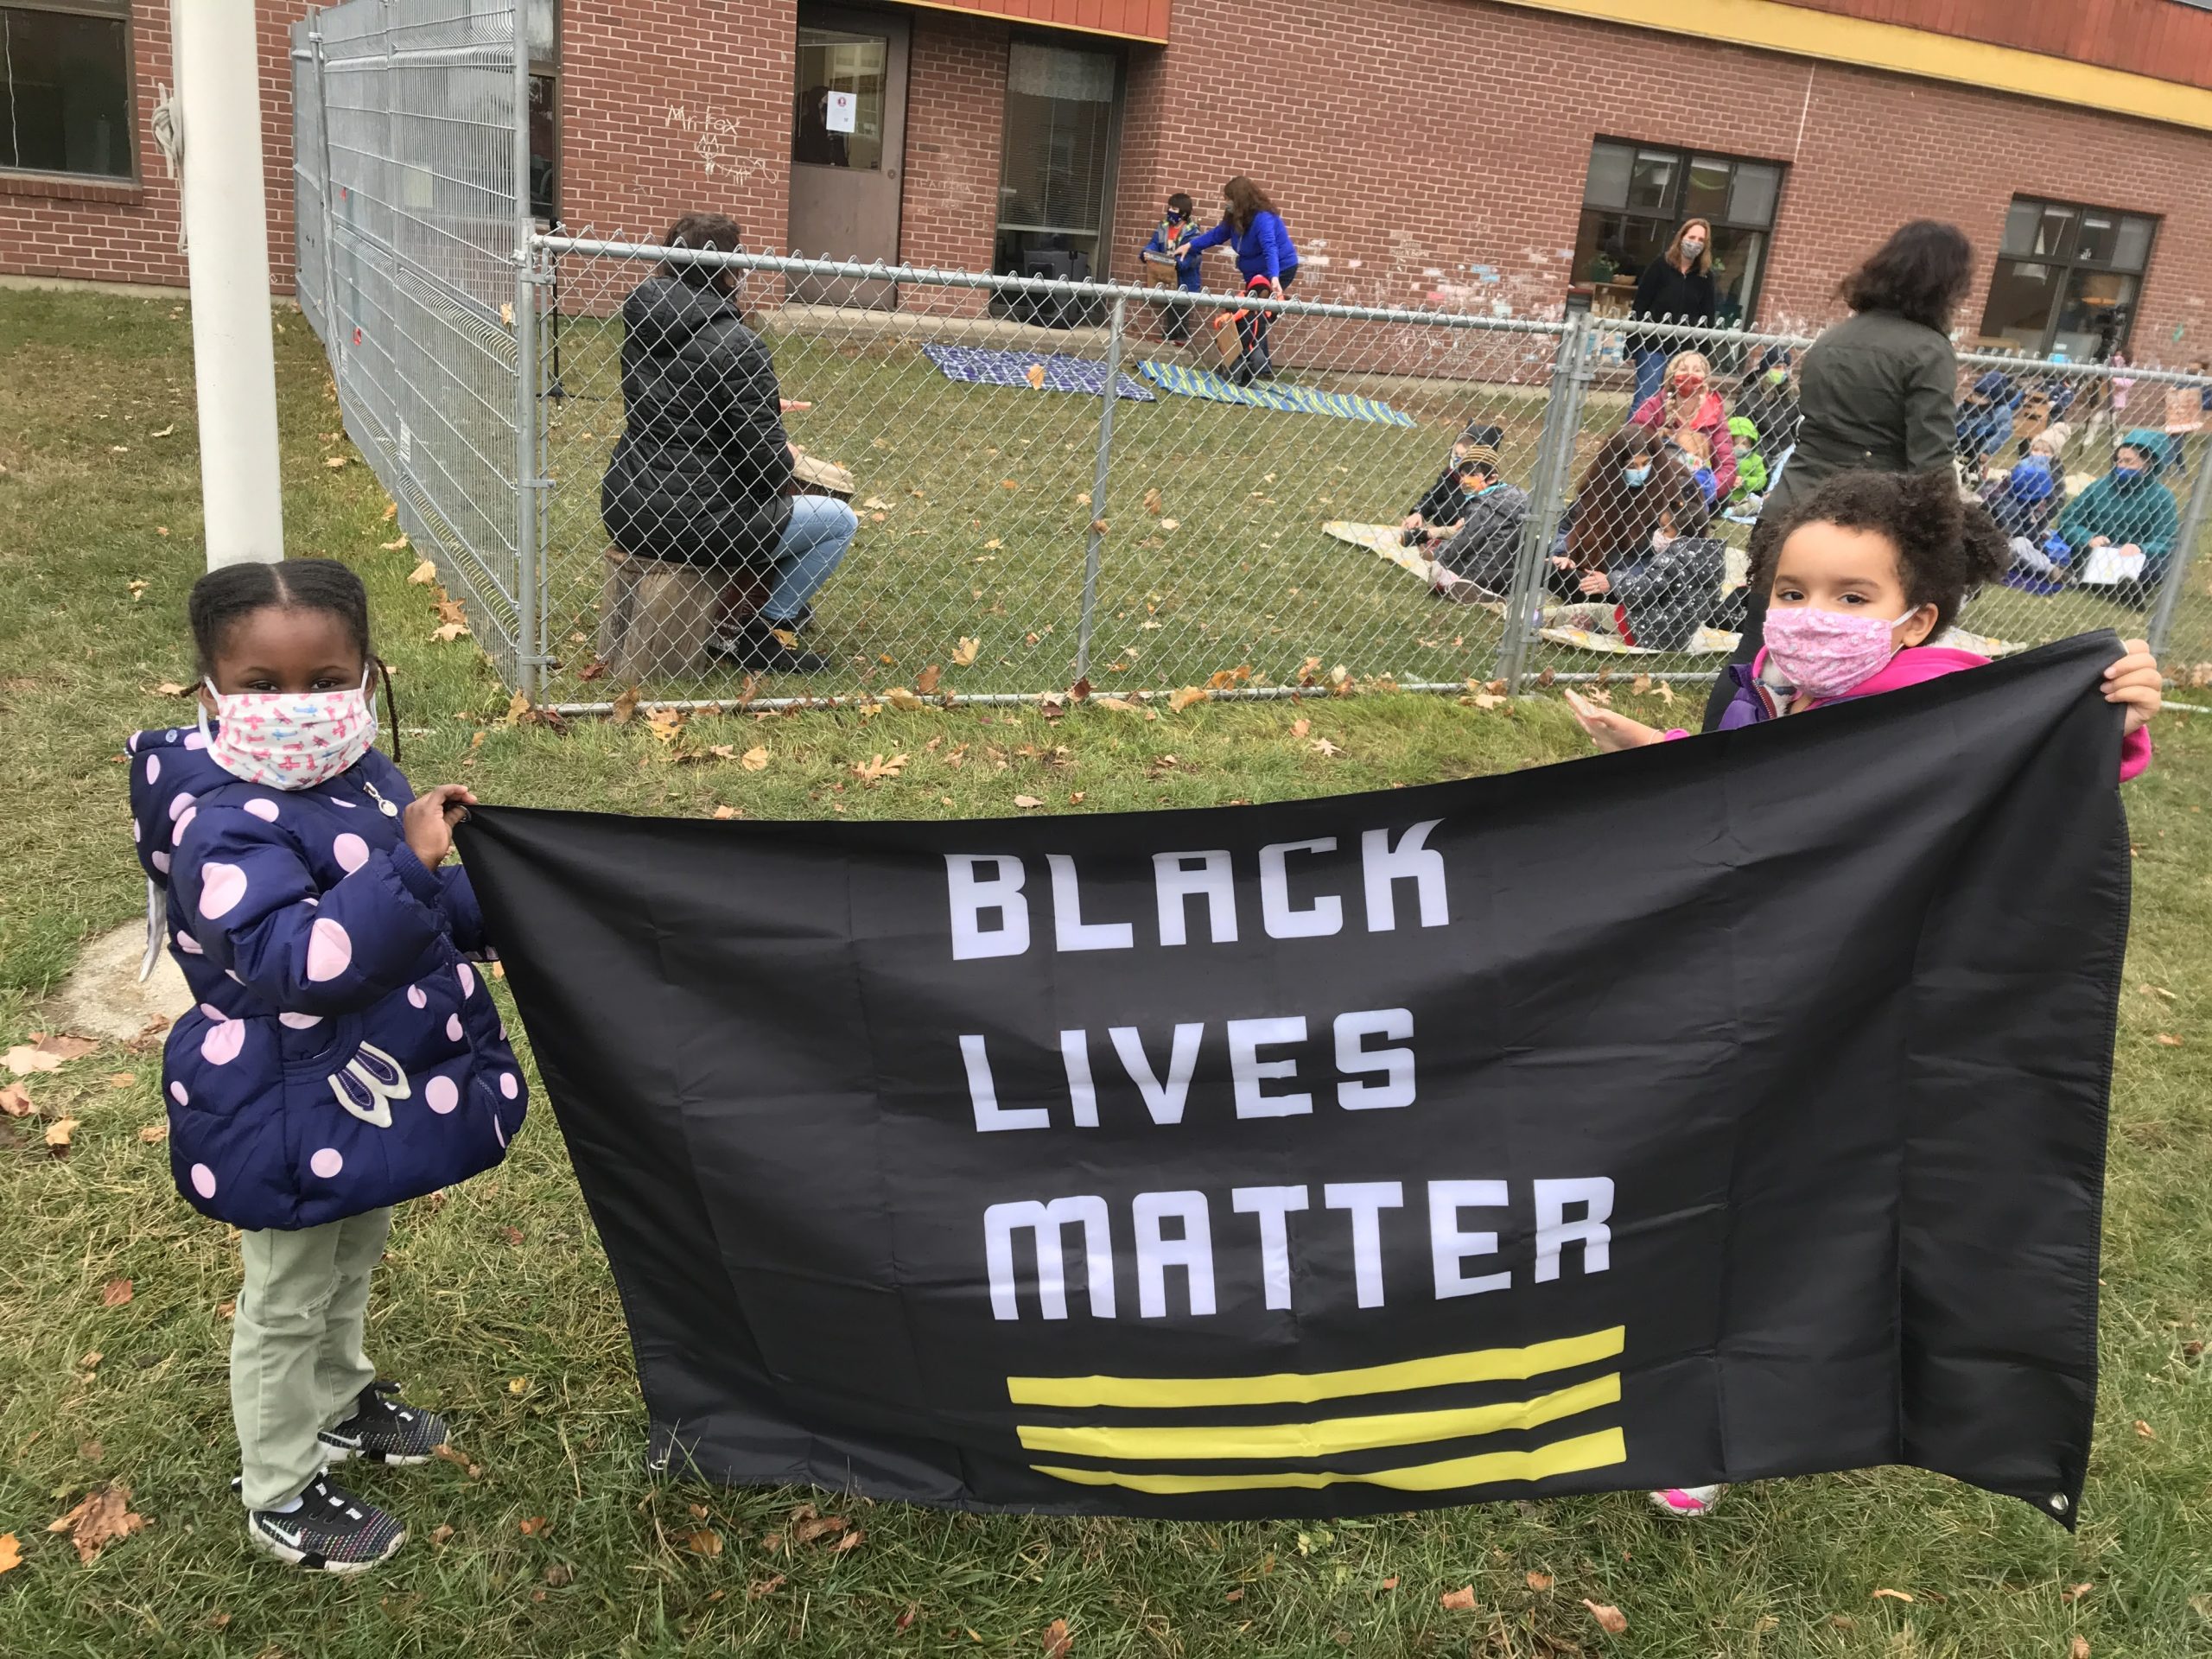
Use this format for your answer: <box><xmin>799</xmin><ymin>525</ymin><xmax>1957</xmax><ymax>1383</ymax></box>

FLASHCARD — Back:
<box><xmin>128</xmin><ymin>724</ymin><xmax>527</xmax><ymax>1230</ymax></box>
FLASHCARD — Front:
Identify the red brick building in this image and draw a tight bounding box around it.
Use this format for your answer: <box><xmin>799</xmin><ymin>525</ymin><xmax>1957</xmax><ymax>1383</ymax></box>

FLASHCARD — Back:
<box><xmin>5</xmin><ymin>0</ymin><xmax>2212</xmax><ymax>359</ymax></box>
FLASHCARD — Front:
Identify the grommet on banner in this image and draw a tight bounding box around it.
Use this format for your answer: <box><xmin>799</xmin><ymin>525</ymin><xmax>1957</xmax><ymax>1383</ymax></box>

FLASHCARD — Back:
<box><xmin>2050</xmin><ymin>1494</ymin><xmax>2069</xmax><ymax>1513</ymax></box>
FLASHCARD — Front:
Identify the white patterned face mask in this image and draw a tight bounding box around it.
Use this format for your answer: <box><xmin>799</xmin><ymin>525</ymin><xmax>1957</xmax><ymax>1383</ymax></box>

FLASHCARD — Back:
<box><xmin>200</xmin><ymin>669</ymin><xmax>378</xmax><ymax>791</ymax></box>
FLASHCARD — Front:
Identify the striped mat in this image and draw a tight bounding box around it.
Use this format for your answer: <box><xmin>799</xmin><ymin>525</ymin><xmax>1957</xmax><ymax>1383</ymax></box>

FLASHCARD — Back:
<box><xmin>920</xmin><ymin>343</ymin><xmax>1154</xmax><ymax>401</ymax></box>
<box><xmin>1140</xmin><ymin>360</ymin><xmax>1414</xmax><ymax>426</ymax></box>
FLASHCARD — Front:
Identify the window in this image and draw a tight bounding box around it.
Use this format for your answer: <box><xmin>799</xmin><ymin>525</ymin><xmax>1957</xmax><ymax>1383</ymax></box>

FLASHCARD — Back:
<box><xmin>1572</xmin><ymin>140</ymin><xmax>1784</xmax><ymax>325</ymax></box>
<box><xmin>526</xmin><ymin>0</ymin><xmax>558</xmax><ymax>220</ymax></box>
<box><xmin>994</xmin><ymin>41</ymin><xmax>1120</xmax><ymax>283</ymax></box>
<box><xmin>0</xmin><ymin>1</ymin><xmax>133</xmax><ymax>181</ymax></box>
<box><xmin>792</xmin><ymin>26</ymin><xmax>888</xmax><ymax>170</ymax></box>
<box><xmin>1979</xmin><ymin>195</ymin><xmax>2157</xmax><ymax>359</ymax></box>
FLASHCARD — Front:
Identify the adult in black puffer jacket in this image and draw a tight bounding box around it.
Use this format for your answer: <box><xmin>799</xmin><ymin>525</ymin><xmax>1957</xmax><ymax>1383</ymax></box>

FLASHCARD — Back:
<box><xmin>1627</xmin><ymin>219</ymin><xmax>1719</xmax><ymax>410</ymax></box>
<box><xmin>601</xmin><ymin>213</ymin><xmax>855</xmax><ymax>672</ymax></box>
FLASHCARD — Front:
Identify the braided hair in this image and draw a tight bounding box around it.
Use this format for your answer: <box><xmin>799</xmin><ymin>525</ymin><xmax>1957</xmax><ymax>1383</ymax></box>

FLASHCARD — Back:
<box><xmin>1751</xmin><ymin>470</ymin><xmax>2007</xmax><ymax>638</ymax></box>
<box><xmin>187</xmin><ymin>558</ymin><xmax>400</xmax><ymax>759</ymax></box>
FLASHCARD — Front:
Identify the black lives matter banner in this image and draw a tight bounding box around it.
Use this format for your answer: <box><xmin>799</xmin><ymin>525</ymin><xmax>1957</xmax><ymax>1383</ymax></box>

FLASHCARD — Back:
<box><xmin>460</xmin><ymin>632</ymin><xmax>2127</xmax><ymax>1525</ymax></box>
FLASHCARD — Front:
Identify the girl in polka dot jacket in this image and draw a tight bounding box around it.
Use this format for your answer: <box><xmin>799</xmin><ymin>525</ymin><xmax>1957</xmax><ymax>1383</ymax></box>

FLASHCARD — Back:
<box><xmin>130</xmin><ymin>558</ymin><xmax>526</xmax><ymax>1573</ymax></box>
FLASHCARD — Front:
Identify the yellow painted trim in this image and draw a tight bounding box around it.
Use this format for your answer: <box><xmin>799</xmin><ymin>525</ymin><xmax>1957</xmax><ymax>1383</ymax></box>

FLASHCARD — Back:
<box><xmin>1006</xmin><ymin>1325</ymin><xmax>1624</xmax><ymax>1410</ymax></box>
<box><xmin>883</xmin><ymin>0</ymin><xmax>1167</xmax><ymax>46</ymax></box>
<box><xmin>1033</xmin><ymin>1427</ymin><xmax>1629</xmax><ymax>1493</ymax></box>
<box><xmin>1488</xmin><ymin>0</ymin><xmax>2212</xmax><ymax>134</ymax></box>
<box><xmin>1018</xmin><ymin>1373</ymin><xmax>1620</xmax><ymax>1461</ymax></box>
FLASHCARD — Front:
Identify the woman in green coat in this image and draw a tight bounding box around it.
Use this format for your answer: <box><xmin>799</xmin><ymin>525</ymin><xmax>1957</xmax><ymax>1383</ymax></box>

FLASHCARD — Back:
<box><xmin>2060</xmin><ymin>429</ymin><xmax>2183</xmax><ymax>609</ymax></box>
<box><xmin>1701</xmin><ymin>221</ymin><xmax>1974</xmax><ymax>728</ymax></box>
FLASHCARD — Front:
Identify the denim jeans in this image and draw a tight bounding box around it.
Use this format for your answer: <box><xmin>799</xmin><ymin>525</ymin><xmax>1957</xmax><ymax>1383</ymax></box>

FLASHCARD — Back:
<box><xmin>764</xmin><ymin>493</ymin><xmax>858</xmax><ymax>623</ymax></box>
<box><xmin>1632</xmin><ymin>348</ymin><xmax>1668</xmax><ymax>409</ymax></box>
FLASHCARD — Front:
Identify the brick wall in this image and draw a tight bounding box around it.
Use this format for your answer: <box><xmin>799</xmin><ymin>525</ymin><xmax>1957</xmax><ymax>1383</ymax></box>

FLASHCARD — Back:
<box><xmin>558</xmin><ymin>0</ymin><xmax>793</xmax><ymax>251</ymax></box>
<box><xmin>0</xmin><ymin>3</ymin><xmax>307</xmax><ymax>291</ymax></box>
<box><xmin>1107</xmin><ymin>0</ymin><xmax>2212</xmax><ymax>362</ymax></box>
<box><xmin>899</xmin><ymin>10</ymin><xmax>1009</xmax><ymax>279</ymax></box>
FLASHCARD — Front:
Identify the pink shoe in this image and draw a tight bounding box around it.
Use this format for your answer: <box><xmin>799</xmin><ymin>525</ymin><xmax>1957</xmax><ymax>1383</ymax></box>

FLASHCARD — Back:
<box><xmin>1649</xmin><ymin>1484</ymin><xmax>1726</xmax><ymax>1517</ymax></box>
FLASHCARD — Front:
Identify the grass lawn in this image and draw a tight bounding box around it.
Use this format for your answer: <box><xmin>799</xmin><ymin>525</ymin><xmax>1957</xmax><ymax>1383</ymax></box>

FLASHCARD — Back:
<box><xmin>2</xmin><ymin>287</ymin><xmax>2209</xmax><ymax>1657</ymax></box>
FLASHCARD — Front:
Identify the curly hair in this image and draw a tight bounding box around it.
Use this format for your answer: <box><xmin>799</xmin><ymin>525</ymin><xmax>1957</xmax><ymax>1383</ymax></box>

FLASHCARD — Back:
<box><xmin>659</xmin><ymin>213</ymin><xmax>743</xmax><ymax>289</ymax></box>
<box><xmin>1565</xmin><ymin>425</ymin><xmax>1708</xmax><ymax>569</ymax></box>
<box><xmin>1838</xmin><ymin>220</ymin><xmax>1975</xmax><ymax>334</ymax></box>
<box><xmin>1751</xmin><ymin>470</ymin><xmax>2007</xmax><ymax>638</ymax></box>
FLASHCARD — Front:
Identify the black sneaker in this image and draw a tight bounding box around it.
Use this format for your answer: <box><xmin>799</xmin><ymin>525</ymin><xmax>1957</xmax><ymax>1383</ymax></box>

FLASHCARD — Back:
<box><xmin>247</xmin><ymin>1471</ymin><xmax>405</xmax><ymax>1573</ymax></box>
<box><xmin>318</xmin><ymin>1379</ymin><xmax>449</xmax><ymax>1465</ymax></box>
<box><xmin>706</xmin><ymin>620</ymin><xmax>832</xmax><ymax>673</ymax></box>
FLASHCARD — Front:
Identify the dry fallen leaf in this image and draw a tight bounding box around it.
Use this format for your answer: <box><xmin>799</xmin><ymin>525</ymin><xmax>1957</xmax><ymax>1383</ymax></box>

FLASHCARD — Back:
<box><xmin>432</xmin><ymin>1444</ymin><xmax>482</xmax><ymax>1478</ymax></box>
<box><xmin>1224</xmin><ymin>1589</ymin><xmax>1244</xmax><ymax>1603</ymax></box>
<box><xmin>380</xmin><ymin>536</ymin><xmax>410</xmax><ymax>552</ymax></box>
<box><xmin>46</xmin><ymin>1484</ymin><xmax>145</xmax><ymax>1563</ymax></box>
<box><xmin>793</xmin><ymin>1514</ymin><xmax>850</xmax><ymax>1546</ymax></box>
<box><xmin>1014</xmin><ymin>794</ymin><xmax>1045</xmax><ymax>809</ymax></box>
<box><xmin>2134</xmin><ymin>1419</ymin><xmax>2155</xmax><ymax>1438</ymax></box>
<box><xmin>1290</xmin><ymin>718</ymin><xmax>1311</xmax><ymax>738</ymax></box>
<box><xmin>518</xmin><ymin>1515</ymin><xmax>550</xmax><ymax>1536</ymax></box>
<box><xmin>952</xmin><ymin>637</ymin><xmax>981</xmax><ymax>667</ymax></box>
<box><xmin>883</xmin><ymin>688</ymin><xmax>926</xmax><ymax>711</ymax></box>
<box><xmin>154</xmin><ymin>682</ymin><xmax>189</xmax><ymax>698</ymax></box>
<box><xmin>1583</xmin><ymin>1599</ymin><xmax>1628</xmax><ymax>1635</ymax></box>
<box><xmin>711</xmin><ymin>806</ymin><xmax>739</xmax><ymax>821</ymax></box>
<box><xmin>1168</xmin><ymin>686</ymin><xmax>1210</xmax><ymax>714</ymax></box>
<box><xmin>100</xmin><ymin>1279</ymin><xmax>133</xmax><ymax>1307</ymax></box>
<box><xmin>609</xmin><ymin>684</ymin><xmax>642</xmax><ymax>726</ymax></box>
<box><xmin>917</xmin><ymin>664</ymin><xmax>943</xmax><ymax>696</ymax></box>
<box><xmin>740</xmin><ymin>747</ymin><xmax>770</xmax><ymax>772</ymax></box>
<box><xmin>7</xmin><ymin>1033</ymin><xmax>97</xmax><ymax>1076</ymax></box>
<box><xmin>1025</xmin><ymin>364</ymin><xmax>1047</xmax><ymax>389</ymax></box>
<box><xmin>1526</xmin><ymin>1572</ymin><xmax>1554</xmax><ymax>1592</ymax></box>
<box><xmin>407</xmin><ymin>559</ymin><xmax>438</xmax><ymax>585</ymax></box>
<box><xmin>1143</xmin><ymin>487</ymin><xmax>1163</xmax><ymax>515</ymax></box>
<box><xmin>830</xmin><ymin>1527</ymin><xmax>865</xmax><ymax>1554</ymax></box>
<box><xmin>430</xmin><ymin>621</ymin><xmax>471</xmax><ymax>644</ymax></box>
<box><xmin>0</xmin><ymin>1082</ymin><xmax>30</xmax><ymax>1117</ymax></box>
<box><xmin>747</xmin><ymin>1571</ymin><xmax>785</xmax><ymax>1598</ymax></box>
<box><xmin>644</xmin><ymin>707</ymin><xmax>685</xmax><ymax>746</ymax></box>
<box><xmin>46</xmin><ymin>1116</ymin><xmax>80</xmax><ymax>1153</ymax></box>
<box><xmin>2155</xmin><ymin>1033</ymin><xmax>2183</xmax><ymax>1047</ymax></box>
<box><xmin>325</xmin><ymin>456</ymin><xmax>349</xmax><ymax>469</ymax></box>
<box><xmin>0</xmin><ymin>1533</ymin><xmax>21</xmax><ymax>1575</ymax></box>
<box><xmin>1311</xmin><ymin>737</ymin><xmax>1343</xmax><ymax>757</ymax></box>
<box><xmin>543</xmin><ymin>1562</ymin><xmax>575</xmax><ymax>1586</ymax></box>
<box><xmin>1160</xmin><ymin>518</ymin><xmax>1179</xmax><ymax>531</ymax></box>
<box><xmin>1872</xmin><ymin>1588</ymin><xmax>1915</xmax><ymax>1603</ymax></box>
<box><xmin>855</xmin><ymin>753</ymin><xmax>909</xmax><ymax>785</ymax></box>
<box><xmin>138</xmin><ymin>1123</ymin><xmax>168</xmax><ymax>1143</ymax></box>
<box><xmin>383</xmin><ymin>501</ymin><xmax>398</xmax><ymax>521</ymax></box>
<box><xmin>107</xmin><ymin>1071</ymin><xmax>135</xmax><ymax>1090</ymax></box>
<box><xmin>685</xmin><ymin>1528</ymin><xmax>723</xmax><ymax>1557</ymax></box>
<box><xmin>1043</xmin><ymin>1618</ymin><xmax>1074</xmax><ymax>1658</ymax></box>
<box><xmin>2062</xmin><ymin>1584</ymin><xmax>2094</xmax><ymax>1604</ymax></box>
<box><xmin>2070</xmin><ymin>1639</ymin><xmax>2091</xmax><ymax>1659</ymax></box>
<box><xmin>1440</xmin><ymin>1586</ymin><xmax>1477</xmax><ymax>1611</ymax></box>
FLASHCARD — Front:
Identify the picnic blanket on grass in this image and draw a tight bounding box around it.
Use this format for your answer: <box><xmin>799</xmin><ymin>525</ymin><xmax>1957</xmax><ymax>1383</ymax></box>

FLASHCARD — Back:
<box><xmin>1144</xmin><ymin>362</ymin><xmax>1414</xmax><ymax>427</ymax></box>
<box><xmin>1322</xmin><ymin>520</ymin><xmax>1506</xmax><ymax>613</ymax></box>
<box><xmin>921</xmin><ymin>344</ymin><xmax>1154</xmax><ymax>402</ymax></box>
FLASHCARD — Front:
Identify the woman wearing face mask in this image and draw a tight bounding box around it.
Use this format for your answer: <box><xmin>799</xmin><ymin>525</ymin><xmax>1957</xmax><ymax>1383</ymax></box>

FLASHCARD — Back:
<box><xmin>1701</xmin><ymin>220</ymin><xmax>1975</xmax><ymax>730</ymax></box>
<box><xmin>2058</xmin><ymin>429</ymin><xmax>2183</xmax><ymax>608</ymax></box>
<box><xmin>1548</xmin><ymin>427</ymin><xmax>1723</xmax><ymax>647</ymax></box>
<box><xmin>1630</xmin><ymin>349</ymin><xmax>1738</xmax><ymax>504</ymax></box>
<box><xmin>1627</xmin><ymin>220</ymin><xmax>1719</xmax><ymax>410</ymax></box>
<box><xmin>132</xmin><ymin>558</ymin><xmax>528</xmax><ymax>1572</ymax></box>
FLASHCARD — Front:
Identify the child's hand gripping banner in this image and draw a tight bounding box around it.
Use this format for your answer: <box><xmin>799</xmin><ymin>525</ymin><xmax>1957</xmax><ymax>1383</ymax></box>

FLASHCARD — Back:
<box><xmin>458</xmin><ymin>633</ymin><xmax>2129</xmax><ymax>1525</ymax></box>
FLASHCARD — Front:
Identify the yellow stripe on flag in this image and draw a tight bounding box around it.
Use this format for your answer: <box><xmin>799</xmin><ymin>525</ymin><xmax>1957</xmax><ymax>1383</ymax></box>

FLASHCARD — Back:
<box><xmin>1033</xmin><ymin>1427</ymin><xmax>1628</xmax><ymax>1495</ymax></box>
<box><xmin>1018</xmin><ymin>1373</ymin><xmax>1618</xmax><ymax>1461</ymax></box>
<box><xmin>1007</xmin><ymin>1325</ymin><xmax>1624</xmax><ymax>1409</ymax></box>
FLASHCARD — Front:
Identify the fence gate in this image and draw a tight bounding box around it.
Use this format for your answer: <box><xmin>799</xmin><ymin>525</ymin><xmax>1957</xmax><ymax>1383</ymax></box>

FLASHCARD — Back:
<box><xmin>291</xmin><ymin>0</ymin><xmax>534</xmax><ymax>689</ymax></box>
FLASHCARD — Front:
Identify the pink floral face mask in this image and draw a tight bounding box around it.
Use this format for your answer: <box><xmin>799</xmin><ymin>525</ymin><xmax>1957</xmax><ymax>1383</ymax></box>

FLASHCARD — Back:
<box><xmin>1762</xmin><ymin>606</ymin><xmax>1917</xmax><ymax>700</ymax></box>
<box><xmin>200</xmin><ymin>670</ymin><xmax>378</xmax><ymax>790</ymax></box>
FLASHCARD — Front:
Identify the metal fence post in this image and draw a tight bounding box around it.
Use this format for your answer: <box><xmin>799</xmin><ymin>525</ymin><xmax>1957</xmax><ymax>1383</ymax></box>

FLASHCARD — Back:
<box><xmin>1073</xmin><ymin>294</ymin><xmax>1127</xmax><ymax>684</ymax></box>
<box><xmin>1495</xmin><ymin>307</ymin><xmax>1594</xmax><ymax>692</ymax></box>
<box><xmin>308</xmin><ymin>16</ymin><xmax>342</xmax><ymax>349</ymax></box>
<box><xmin>2146</xmin><ymin>423</ymin><xmax>2212</xmax><ymax>662</ymax></box>
<box><xmin>511</xmin><ymin>21</ymin><xmax>542</xmax><ymax>699</ymax></box>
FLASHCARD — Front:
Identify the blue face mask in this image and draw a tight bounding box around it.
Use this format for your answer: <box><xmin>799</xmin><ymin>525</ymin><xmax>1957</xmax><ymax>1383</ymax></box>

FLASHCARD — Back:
<box><xmin>2114</xmin><ymin>463</ymin><xmax>2148</xmax><ymax>483</ymax></box>
<box><xmin>1623</xmin><ymin>465</ymin><xmax>1652</xmax><ymax>488</ymax></box>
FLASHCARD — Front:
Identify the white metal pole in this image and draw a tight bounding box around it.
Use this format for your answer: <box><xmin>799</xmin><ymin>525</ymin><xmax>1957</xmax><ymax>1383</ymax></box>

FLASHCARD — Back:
<box><xmin>172</xmin><ymin>0</ymin><xmax>285</xmax><ymax>569</ymax></box>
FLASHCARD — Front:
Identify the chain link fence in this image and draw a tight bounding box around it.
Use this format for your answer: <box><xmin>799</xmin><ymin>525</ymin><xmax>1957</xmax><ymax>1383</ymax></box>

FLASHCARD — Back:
<box><xmin>291</xmin><ymin>0</ymin><xmax>534</xmax><ymax>687</ymax></box>
<box><xmin>289</xmin><ymin>1</ymin><xmax>2212</xmax><ymax>714</ymax></box>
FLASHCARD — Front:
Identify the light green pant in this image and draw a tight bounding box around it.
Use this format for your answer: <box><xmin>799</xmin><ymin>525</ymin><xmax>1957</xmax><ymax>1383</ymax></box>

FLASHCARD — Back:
<box><xmin>231</xmin><ymin>1206</ymin><xmax>393</xmax><ymax>1510</ymax></box>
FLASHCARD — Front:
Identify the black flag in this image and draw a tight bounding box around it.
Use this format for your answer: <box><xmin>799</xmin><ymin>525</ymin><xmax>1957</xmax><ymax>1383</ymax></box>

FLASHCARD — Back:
<box><xmin>460</xmin><ymin>633</ymin><xmax>2126</xmax><ymax>1524</ymax></box>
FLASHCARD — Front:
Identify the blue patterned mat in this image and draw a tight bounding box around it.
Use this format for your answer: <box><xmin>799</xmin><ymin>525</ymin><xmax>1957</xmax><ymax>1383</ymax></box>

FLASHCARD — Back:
<box><xmin>1138</xmin><ymin>360</ymin><xmax>1414</xmax><ymax>426</ymax></box>
<box><xmin>921</xmin><ymin>344</ymin><xmax>1154</xmax><ymax>401</ymax></box>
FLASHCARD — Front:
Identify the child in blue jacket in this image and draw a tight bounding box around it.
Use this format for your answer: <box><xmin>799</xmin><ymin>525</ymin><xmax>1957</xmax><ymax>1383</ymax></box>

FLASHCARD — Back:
<box><xmin>131</xmin><ymin>558</ymin><xmax>526</xmax><ymax>1573</ymax></box>
<box><xmin>1139</xmin><ymin>191</ymin><xmax>1203</xmax><ymax>342</ymax></box>
<box><xmin>1185</xmin><ymin>175</ymin><xmax>1300</xmax><ymax>385</ymax></box>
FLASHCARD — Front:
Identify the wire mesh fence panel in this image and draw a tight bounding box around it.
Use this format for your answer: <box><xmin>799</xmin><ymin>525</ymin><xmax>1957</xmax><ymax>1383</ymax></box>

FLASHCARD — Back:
<box><xmin>533</xmin><ymin>245</ymin><xmax>1581</xmax><ymax>710</ymax></box>
<box><xmin>312</xmin><ymin>0</ymin><xmax>526</xmax><ymax>683</ymax></box>
<box><xmin>1517</xmin><ymin>320</ymin><xmax>2212</xmax><ymax>694</ymax></box>
<box><xmin>289</xmin><ymin>21</ymin><xmax>328</xmax><ymax>342</ymax></box>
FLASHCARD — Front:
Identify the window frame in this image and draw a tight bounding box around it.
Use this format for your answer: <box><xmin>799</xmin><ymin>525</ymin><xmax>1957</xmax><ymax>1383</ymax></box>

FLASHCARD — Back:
<box><xmin>0</xmin><ymin>0</ymin><xmax>139</xmax><ymax>187</ymax></box>
<box><xmin>526</xmin><ymin>0</ymin><xmax>558</xmax><ymax>223</ymax></box>
<box><xmin>991</xmin><ymin>31</ymin><xmax>1126</xmax><ymax>276</ymax></box>
<box><xmin>1980</xmin><ymin>193</ymin><xmax>2159</xmax><ymax>358</ymax></box>
<box><xmin>1573</xmin><ymin>137</ymin><xmax>1787</xmax><ymax>323</ymax></box>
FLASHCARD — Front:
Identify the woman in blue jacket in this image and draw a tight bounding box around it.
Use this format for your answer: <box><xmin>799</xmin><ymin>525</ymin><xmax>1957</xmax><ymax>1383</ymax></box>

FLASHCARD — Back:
<box><xmin>1185</xmin><ymin>175</ymin><xmax>1300</xmax><ymax>385</ymax></box>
